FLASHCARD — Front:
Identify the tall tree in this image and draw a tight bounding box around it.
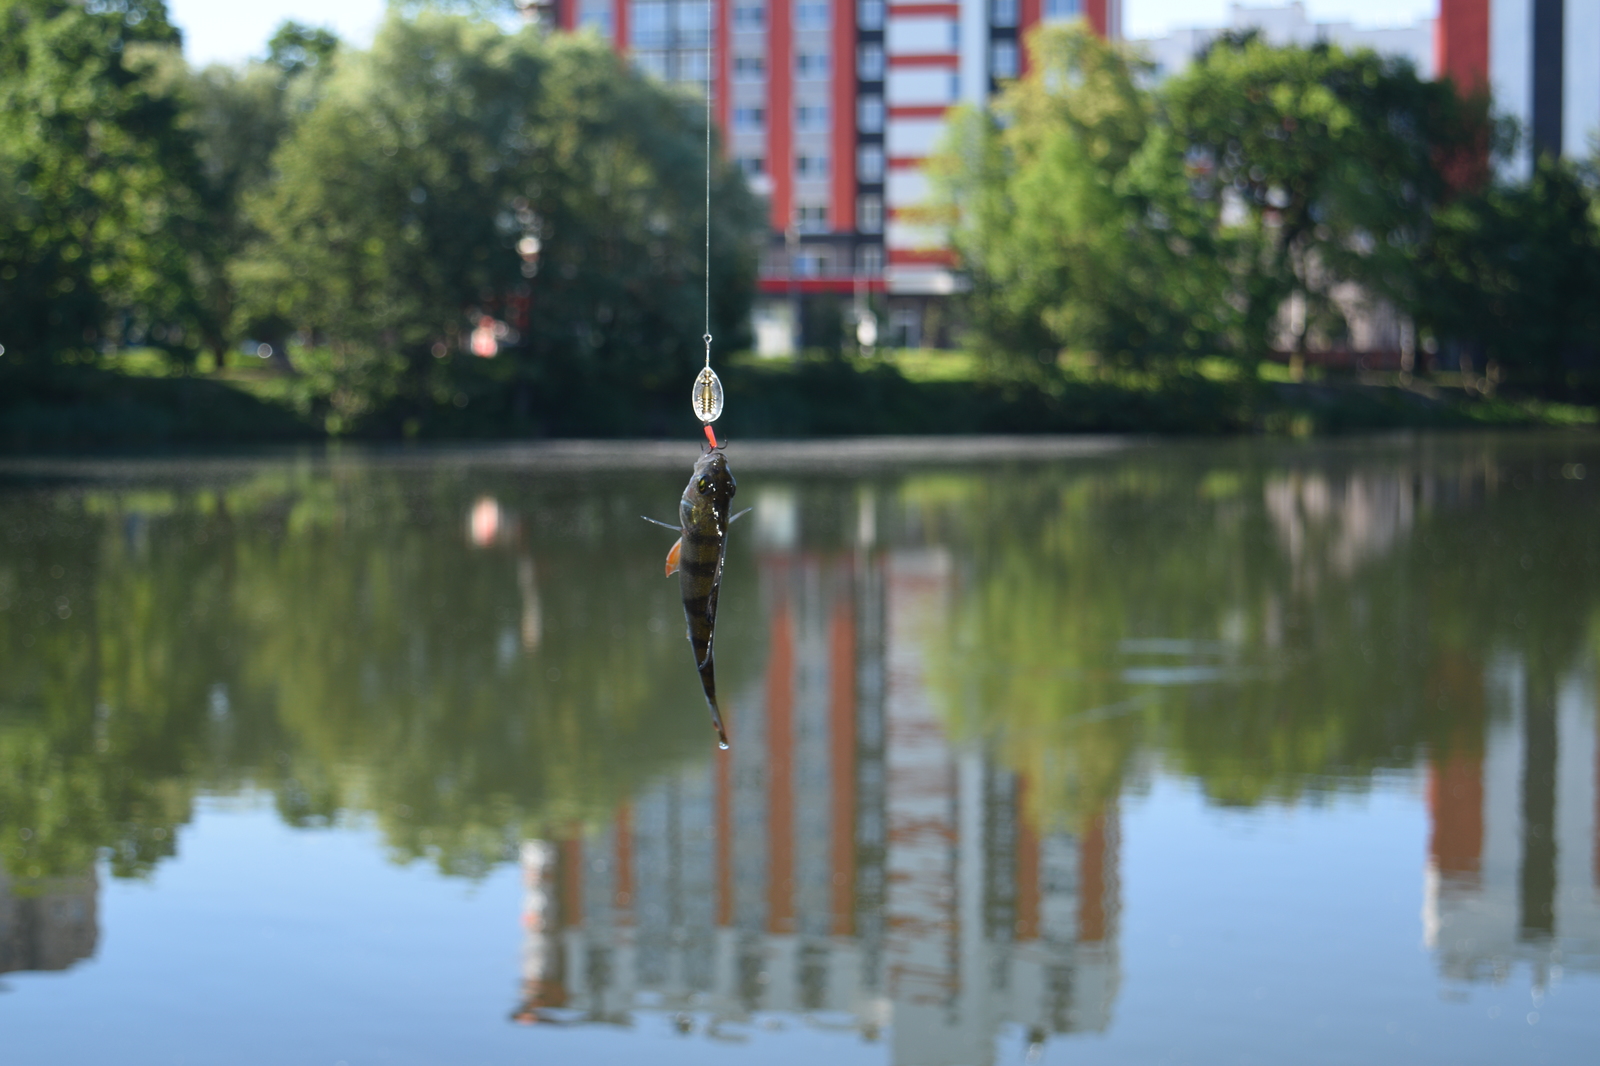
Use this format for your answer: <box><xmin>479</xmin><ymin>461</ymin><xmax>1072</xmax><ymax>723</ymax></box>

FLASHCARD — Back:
<box><xmin>0</xmin><ymin>0</ymin><xmax>205</xmax><ymax>367</ymax></box>
<box><xmin>175</xmin><ymin>22</ymin><xmax>340</xmax><ymax>369</ymax></box>
<box><xmin>233</xmin><ymin>12</ymin><xmax>759</xmax><ymax>431</ymax></box>
<box><xmin>1164</xmin><ymin>34</ymin><xmax>1476</xmax><ymax>370</ymax></box>
<box><xmin>933</xmin><ymin>25</ymin><xmax>1229</xmax><ymax>372</ymax></box>
<box><xmin>1421</xmin><ymin>157</ymin><xmax>1600</xmax><ymax>390</ymax></box>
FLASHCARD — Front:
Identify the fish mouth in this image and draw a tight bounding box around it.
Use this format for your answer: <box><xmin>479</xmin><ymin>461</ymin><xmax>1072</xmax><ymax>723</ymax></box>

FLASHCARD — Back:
<box><xmin>694</xmin><ymin>450</ymin><xmax>728</xmax><ymax>474</ymax></box>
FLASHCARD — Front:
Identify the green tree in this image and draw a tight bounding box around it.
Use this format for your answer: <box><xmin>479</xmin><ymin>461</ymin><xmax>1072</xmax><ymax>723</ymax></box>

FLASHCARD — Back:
<box><xmin>0</xmin><ymin>0</ymin><xmax>206</xmax><ymax>368</ymax></box>
<box><xmin>234</xmin><ymin>12</ymin><xmax>760</xmax><ymax>433</ymax></box>
<box><xmin>1421</xmin><ymin>157</ymin><xmax>1600</xmax><ymax>390</ymax></box>
<box><xmin>1164</xmin><ymin>34</ymin><xmax>1475</xmax><ymax>371</ymax></box>
<box><xmin>266</xmin><ymin>20</ymin><xmax>339</xmax><ymax>77</ymax></box>
<box><xmin>175</xmin><ymin>23</ymin><xmax>339</xmax><ymax>369</ymax></box>
<box><xmin>934</xmin><ymin>24</ymin><xmax>1228</xmax><ymax>371</ymax></box>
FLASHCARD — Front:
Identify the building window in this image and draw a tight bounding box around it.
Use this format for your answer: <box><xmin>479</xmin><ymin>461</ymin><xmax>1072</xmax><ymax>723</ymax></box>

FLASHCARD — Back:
<box><xmin>991</xmin><ymin>40</ymin><xmax>1018</xmax><ymax>79</ymax></box>
<box><xmin>793</xmin><ymin>249</ymin><xmax>831</xmax><ymax>277</ymax></box>
<box><xmin>857</xmin><ymin>194</ymin><xmax>883</xmax><ymax>233</ymax></box>
<box><xmin>796</xmin><ymin>101</ymin><xmax>829</xmax><ymax>129</ymax></box>
<box><xmin>631</xmin><ymin>1</ymin><xmax>669</xmax><ymax>47</ymax></box>
<box><xmin>736</xmin><ymin>155</ymin><xmax>766</xmax><ymax>177</ymax></box>
<box><xmin>677</xmin><ymin>49</ymin><xmax>711</xmax><ymax>83</ymax></box>
<box><xmin>991</xmin><ymin>0</ymin><xmax>1017</xmax><ymax>27</ymax></box>
<box><xmin>733</xmin><ymin>106</ymin><xmax>766</xmax><ymax>128</ymax></box>
<box><xmin>796</xmin><ymin>0</ymin><xmax>829</xmax><ymax>28</ymax></box>
<box><xmin>1043</xmin><ymin>0</ymin><xmax>1080</xmax><ymax>19</ymax></box>
<box><xmin>857</xmin><ymin>144</ymin><xmax>884</xmax><ymax>183</ymax></box>
<box><xmin>857</xmin><ymin>94</ymin><xmax>884</xmax><ymax>132</ymax></box>
<box><xmin>857</xmin><ymin>244</ymin><xmax>884</xmax><ymax>276</ymax></box>
<box><xmin>733</xmin><ymin>2</ymin><xmax>765</xmax><ymax>29</ymax></box>
<box><xmin>675</xmin><ymin>0</ymin><xmax>713</xmax><ymax>46</ymax></box>
<box><xmin>795</xmin><ymin>204</ymin><xmax>829</xmax><ymax>233</ymax></box>
<box><xmin>858</xmin><ymin>43</ymin><xmax>884</xmax><ymax>80</ymax></box>
<box><xmin>633</xmin><ymin>50</ymin><xmax>669</xmax><ymax>79</ymax></box>
<box><xmin>858</xmin><ymin>0</ymin><xmax>883</xmax><ymax>30</ymax></box>
<box><xmin>733</xmin><ymin>54</ymin><xmax>766</xmax><ymax>79</ymax></box>
<box><xmin>796</xmin><ymin>152</ymin><xmax>830</xmax><ymax>178</ymax></box>
<box><xmin>796</xmin><ymin>51</ymin><xmax>830</xmax><ymax>78</ymax></box>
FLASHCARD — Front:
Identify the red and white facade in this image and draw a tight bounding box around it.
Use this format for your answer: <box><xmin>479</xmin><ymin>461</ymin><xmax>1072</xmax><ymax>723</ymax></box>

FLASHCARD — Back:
<box><xmin>550</xmin><ymin>0</ymin><xmax>1122</xmax><ymax>347</ymax></box>
<box><xmin>1437</xmin><ymin>0</ymin><xmax>1600</xmax><ymax>174</ymax></box>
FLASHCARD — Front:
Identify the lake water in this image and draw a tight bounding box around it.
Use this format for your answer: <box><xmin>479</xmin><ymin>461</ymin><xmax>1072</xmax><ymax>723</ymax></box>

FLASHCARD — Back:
<box><xmin>1</xmin><ymin>434</ymin><xmax>1598</xmax><ymax>1065</ymax></box>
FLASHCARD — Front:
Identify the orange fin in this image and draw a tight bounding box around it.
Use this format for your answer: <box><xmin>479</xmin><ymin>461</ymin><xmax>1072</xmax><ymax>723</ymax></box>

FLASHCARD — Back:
<box><xmin>664</xmin><ymin>537</ymin><xmax>682</xmax><ymax>576</ymax></box>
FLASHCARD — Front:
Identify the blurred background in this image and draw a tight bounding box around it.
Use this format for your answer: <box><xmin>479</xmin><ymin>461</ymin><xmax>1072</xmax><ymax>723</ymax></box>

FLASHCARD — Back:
<box><xmin>4</xmin><ymin>3</ymin><xmax>1600</xmax><ymax>1061</ymax></box>
<box><xmin>2</xmin><ymin>0</ymin><xmax>1599</xmax><ymax>446</ymax></box>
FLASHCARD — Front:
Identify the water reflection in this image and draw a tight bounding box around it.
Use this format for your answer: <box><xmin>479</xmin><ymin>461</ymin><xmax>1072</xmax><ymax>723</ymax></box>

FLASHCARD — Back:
<box><xmin>1425</xmin><ymin>662</ymin><xmax>1600</xmax><ymax>986</ymax></box>
<box><xmin>0</xmin><ymin>870</ymin><xmax>97</xmax><ymax>977</ymax></box>
<box><xmin>513</xmin><ymin>547</ymin><xmax>1119</xmax><ymax>1058</ymax></box>
<box><xmin>1</xmin><ymin>436</ymin><xmax>1599</xmax><ymax>1058</ymax></box>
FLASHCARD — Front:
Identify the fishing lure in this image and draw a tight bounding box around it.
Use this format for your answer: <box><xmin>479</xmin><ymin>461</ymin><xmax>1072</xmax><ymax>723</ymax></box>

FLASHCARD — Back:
<box><xmin>644</xmin><ymin>434</ymin><xmax>748</xmax><ymax>749</ymax></box>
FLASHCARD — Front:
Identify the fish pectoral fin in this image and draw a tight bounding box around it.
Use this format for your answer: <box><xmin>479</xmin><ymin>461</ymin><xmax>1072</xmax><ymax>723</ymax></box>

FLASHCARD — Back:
<box><xmin>664</xmin><ymin>538</ymin><xmax>683</xmax><ymax>576</ymax></box>
<box><xmin>641</xmin><ymin>515</ymin><xmax>679</xmax><ymax>531</ymax></box>
<box><xmin>728</xmin><ymin>507</ymin><xmax>752</xmax><ymax>524</ymax></box>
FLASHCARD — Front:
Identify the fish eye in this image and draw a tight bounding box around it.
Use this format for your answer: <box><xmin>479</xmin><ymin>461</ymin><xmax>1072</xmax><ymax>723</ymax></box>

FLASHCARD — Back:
<box><xmin>697</xmin><ymin>476</ymin><xmax>711</xmax><ymax>492</ymax></box>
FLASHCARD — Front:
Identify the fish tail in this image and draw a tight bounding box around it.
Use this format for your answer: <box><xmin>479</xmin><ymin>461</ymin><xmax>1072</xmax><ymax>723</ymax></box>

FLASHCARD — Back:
<box><xmin>698</xmin><ymin>656</ymin><xmax>729</xmax><ymax>749</ymax></box>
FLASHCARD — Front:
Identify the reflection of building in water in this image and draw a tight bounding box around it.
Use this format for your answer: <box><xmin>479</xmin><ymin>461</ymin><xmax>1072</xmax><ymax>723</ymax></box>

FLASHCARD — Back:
<box><xmin>1263</xmin><ymin>459</ymin><xmax>1497</xmax><ymax>594</ymax></box>
<box><xmin>1425</xmin><ymin>658</ymin><xmax>1600</xmax><ymax>986</ymax></box>
<box><xmin>1264</xmin><ymin>470</ymin><xmax>1420</xmax><ymax>590</ymax></box>
<box><xmin>0</xmin><ymin>870</ymin><xmax>98</xmax><ymax>975</ymax></box>
<box><xmin>513</xmin><ymin>545</ymin><xmax>1120</xmax><ymax>1058</ymax></box>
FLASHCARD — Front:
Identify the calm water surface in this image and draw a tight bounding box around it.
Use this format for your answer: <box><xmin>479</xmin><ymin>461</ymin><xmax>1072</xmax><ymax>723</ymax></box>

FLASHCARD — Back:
<box><xmin>1</xmin><ymin>434</ymin><xmax>1598</xmax><ymax>1065</ymax></box>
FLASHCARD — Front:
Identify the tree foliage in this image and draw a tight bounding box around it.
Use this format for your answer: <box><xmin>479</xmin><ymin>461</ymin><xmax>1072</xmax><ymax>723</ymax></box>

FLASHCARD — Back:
<box><xmin>233</xmin><ymin>13</ymin><xmax>760</xmax><ymax>429</ymax></box>
<box><xmin>1165</xmin><ymin>32</ymin><xmax>1478</xmax><ymax>363</ymax></box>
<box><xmin>1420</xmin><ymin>158</ymin><xmax>1600</xmax><ymax>388</ymax></box>
<box><xmin>935</xmin><ymin>23</ymin><xmax>1597</xmax><ymax>388</ymax></box>
<box><xmin>0</xmin><ymin>0</ymin><xmax>204</xmax><ymax>366</ymax></box>
<box><xmin>0</xmin><ymin>4</ymin><xmax>761</xmax><ymax>430</ymax></box>
<box><xmin>935</xmin><ymin>26</ymin><xmax>1229</xmax><ymax>369</ymax></box>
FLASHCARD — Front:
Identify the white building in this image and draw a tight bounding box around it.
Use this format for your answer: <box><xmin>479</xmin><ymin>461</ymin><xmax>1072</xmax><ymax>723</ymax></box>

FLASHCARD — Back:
<box><xmin>1131</xmin><ymin>2</ymin><xmax>1435</xmax><ymax>81</ymax></box>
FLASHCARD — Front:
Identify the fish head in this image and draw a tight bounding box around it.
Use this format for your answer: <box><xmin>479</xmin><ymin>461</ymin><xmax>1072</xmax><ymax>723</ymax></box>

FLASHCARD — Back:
<box><xmin>689</xmin><ymin>449</ymin><xmax>738</xmax><ymax>509</ymax></box>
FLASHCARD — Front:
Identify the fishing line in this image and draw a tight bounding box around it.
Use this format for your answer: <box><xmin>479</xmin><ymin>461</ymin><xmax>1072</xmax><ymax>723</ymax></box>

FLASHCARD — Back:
<box><xmin>691</xmin><ymin>15</ymin><xmax>724</xmax><ymax>440</ymax></box>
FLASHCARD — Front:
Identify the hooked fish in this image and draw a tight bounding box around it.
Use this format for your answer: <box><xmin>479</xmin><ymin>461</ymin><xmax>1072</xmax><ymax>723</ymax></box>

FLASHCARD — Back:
<box><xmin>644</xmin><ymin>445</ymin><xmax>748</xmax><ymax>749</ymax></box>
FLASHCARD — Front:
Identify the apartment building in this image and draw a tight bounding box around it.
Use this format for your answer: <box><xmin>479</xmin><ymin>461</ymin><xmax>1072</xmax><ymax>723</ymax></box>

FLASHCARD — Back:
<box><xmin>549</xmin><ymin>0</ymin><xmax>1123</xmax><ymax>350</ymax></box>
<box><xmin>1437</xmin><ymin>0</ymin><xmax>1600</xmax><ymax>173</ymax></box>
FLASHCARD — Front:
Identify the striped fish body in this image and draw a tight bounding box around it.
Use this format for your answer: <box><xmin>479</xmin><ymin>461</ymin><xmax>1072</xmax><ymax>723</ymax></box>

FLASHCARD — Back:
<box><xmin>670</xmin><ymin>449</ymin><xmax>737</xmax><ymax>747</ymax></box>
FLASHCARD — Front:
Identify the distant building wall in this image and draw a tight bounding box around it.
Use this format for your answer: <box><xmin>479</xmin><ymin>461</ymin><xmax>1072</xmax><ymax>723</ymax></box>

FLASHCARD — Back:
<box><xmin>1130</xmin><ymin>2</ymin><xmax>1436</xmax><ymax>81</ymax></box>
<box><xmin>1438</xmin><ymin>0</ymin><xmax>1600</xmax><ymax>172</ymax></box>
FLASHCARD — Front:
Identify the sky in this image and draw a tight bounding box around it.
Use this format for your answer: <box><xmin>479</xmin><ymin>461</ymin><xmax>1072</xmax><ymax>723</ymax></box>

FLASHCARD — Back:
<box><xmin>168</xmin><ymin>0</ymin><xmax>1440</xmax><ymax>69</ymax></box>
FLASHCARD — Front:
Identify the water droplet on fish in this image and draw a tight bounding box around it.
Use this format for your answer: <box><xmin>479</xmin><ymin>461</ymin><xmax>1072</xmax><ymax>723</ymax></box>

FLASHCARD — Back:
<box><xmin>692</xmin><ymin>366</ymin><xmax>723</xmax><ymax>424</ymax></box>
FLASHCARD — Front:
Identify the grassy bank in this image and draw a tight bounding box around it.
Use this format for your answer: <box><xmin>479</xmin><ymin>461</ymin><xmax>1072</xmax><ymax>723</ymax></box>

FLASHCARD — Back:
<box><xmin>2</xmin><ymin>350</ymin><xmax>1592</xmax><ymax>452</ymax></box>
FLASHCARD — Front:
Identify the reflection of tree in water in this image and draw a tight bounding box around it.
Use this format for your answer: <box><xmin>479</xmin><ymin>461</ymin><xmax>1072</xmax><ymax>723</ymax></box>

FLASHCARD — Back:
<box><xmin>925</xmin><ymin>438</ymin><xmax>1600</xmax><ymax>823</ymax></box>
<box><xmin>0</xmin><ymin>466</ymin><xmax>761</xmax><ymax>886</ymax></box>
